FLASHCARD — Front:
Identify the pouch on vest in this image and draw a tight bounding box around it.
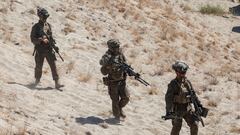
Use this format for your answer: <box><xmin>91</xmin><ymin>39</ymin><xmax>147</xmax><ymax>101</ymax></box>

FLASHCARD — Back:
<box><xmin>101</xmin><ymin>66</ymin><xmax>109</xmax><ymax>75</ymax></box>
<box><xmin>174</xmin><ymin>95</ymin><xmax>191</xmax><ymax>104</ymax></box>
<box><xmin>102</xmin><ymin>77</ymin><xmax>110</xmax><ymax>86</ymax></box>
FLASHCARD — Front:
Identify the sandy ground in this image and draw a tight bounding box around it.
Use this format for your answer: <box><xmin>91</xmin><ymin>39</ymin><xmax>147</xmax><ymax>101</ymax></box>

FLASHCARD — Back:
<box><xmin>0</xmin><ymin>0</ymin><xmax>239</xmax><ymax>135</ymax></box>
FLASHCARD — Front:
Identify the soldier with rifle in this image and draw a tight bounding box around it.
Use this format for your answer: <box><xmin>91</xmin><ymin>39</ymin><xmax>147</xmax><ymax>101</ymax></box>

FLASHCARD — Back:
<box><xmin>100</xmin><ymin>39</ymin><xmax>149</xmax><ymax>120</ymax></box>
<box><xmin>30</xmin><ymin>7</ymin><xmax>64</xmax><ymax>89</ymax></box>
<box><xmin>162</xmin><ymin>61</ymin><xmax>208</xmax><ymax>135</ymax></box>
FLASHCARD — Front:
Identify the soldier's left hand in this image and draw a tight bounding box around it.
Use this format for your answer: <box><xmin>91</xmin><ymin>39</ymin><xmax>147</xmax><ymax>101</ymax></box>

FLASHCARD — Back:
<box><xmin>43</xmin><ymin>38</ymin><xmax>49</xmax><ymax>44</ymax></box>
<box><xmin>135</xmin><ymin>73</ymin><xmax>140</xmax><ymax>78</ymax></box>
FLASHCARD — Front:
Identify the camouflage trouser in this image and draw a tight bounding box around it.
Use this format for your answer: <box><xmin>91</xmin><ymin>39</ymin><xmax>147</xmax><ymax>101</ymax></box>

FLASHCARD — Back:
<box><xmin>108</xmin><ymin>80</ymin><xmax>130</xmax><ymax>118</ymax></box>
<box><xmin>171</xmin><ymin>111</ymin><xmax>199</xmax><ymax>135</ymax></box>
<box><xmin>35</xmin><ymin>52</ymin><xmax>59</xmax><ymax>81</ymax></box>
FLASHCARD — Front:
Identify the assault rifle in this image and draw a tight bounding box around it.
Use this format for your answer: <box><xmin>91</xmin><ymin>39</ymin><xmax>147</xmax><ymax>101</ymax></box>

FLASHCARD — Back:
<box><xmin>47</xmin><ymin>35</ymin><xmax>64</xmax><ymax>62</ymax></box>
<box><xmin>187</xmin><ymin>82</ymin><xmax>209</xmax><ymax>127</ymax></box>
<box><xmin>37</xmin><ymin>30</ymin><xmax>64</xmax><ymax>62</ymax></box>
<box><xmin>114</xmin><ymin>62</ymin><xmax>150</xmax><ymax>86</ymax></box>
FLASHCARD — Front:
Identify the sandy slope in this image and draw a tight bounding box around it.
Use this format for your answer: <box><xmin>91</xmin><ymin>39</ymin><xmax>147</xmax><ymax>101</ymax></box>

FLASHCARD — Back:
<box><xmin>0</xmin><ymin>0</ymin><xmax>239</xmax><ymax>135</ymax></box>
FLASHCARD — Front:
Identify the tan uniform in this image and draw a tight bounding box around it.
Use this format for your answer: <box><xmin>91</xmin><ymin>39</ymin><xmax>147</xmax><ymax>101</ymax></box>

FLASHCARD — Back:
<box><xmin>165</xmin><ymin>78</ymin><xmax>200</xmax><ymax>135</ymax></box>
<box><xmin>100</xmin><ymin>50</ymin><xmax>130</xmax><ymax>118</ymax></box>
<box><xmin>30</xmin><ymin>21</ymin><xmax>59</xmax><ymax>81</ymax></box>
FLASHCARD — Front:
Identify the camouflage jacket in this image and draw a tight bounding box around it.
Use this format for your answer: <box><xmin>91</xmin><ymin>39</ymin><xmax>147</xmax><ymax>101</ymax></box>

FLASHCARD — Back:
<box><xmin>100</xmin><ymin>50</ymin><xmax>127</xmax><ymax>81</ymax></box>
<box><xmin>165</xmin><ymin>78</ymin><xmax>202</xmax><ymax>113</ymax></box>
<box><xmin>30</xmin><ymin>20</ymin><xmax>53</xmax><ymax>53</ymax></box>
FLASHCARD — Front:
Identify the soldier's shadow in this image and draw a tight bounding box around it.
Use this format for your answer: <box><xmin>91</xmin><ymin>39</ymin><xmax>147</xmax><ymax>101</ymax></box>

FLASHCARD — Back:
<box><xmin>232</xmin><ymin>26</ymin><xmax>240</xmax><ymax>33</ymax></box>
<box><xmin>229</xmin><ymin>5</ymin><xmax>240</xmax><ymax>16</ymax></box>
<box><xmin>7</xmin><ymin>82</ymin><xmax>55</xmax><ymax>91</ymax></box>
<box><xmin>75</xmin><ymin>116</ymin><xmax>122</xmax><ymax>126</ymax></box>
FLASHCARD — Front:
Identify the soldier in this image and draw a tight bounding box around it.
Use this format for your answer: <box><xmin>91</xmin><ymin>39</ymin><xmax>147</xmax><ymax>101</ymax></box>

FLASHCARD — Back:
<box><xmin>99</xmin><ymin>39</ymin><xmax>130</xmax><ymax>120</ymax></box>
<box><xmin>165</xmin><ymin>61</ymin><xmax>205</xmax><ymax>135</ymax></box>
<box><xmin>30</xmin><ymin>7</ymin><xmax>63</xmax><ymax>89</ymax></box>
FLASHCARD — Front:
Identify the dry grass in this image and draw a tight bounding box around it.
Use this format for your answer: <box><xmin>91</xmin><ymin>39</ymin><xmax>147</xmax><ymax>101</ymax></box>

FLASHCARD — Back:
<box><xmin>72</xmin><ymin>44</ymin><xmax>85</xmax><ymax>50</ymax></box>
<box><xmin>84</xmin><ymin>20</ymin><xmax>102</xmax><ymax>37</ymax></box>
<box><xmin>78</xmin><ymin>73</ymin><xmax>92</xmax><ymax>83</ymax></box>
<box><xmin>94</xmin><ymin>0</ymin><xmax>110</xmax><ymax>8</ymax></box>
<box><xmin>62</xmin><ymin>24</ymin><xmax>76</xmax><ymax>35</ymax></box>
<box><xmin>148</xmin><ymin>86</ymin><xmax>159</xmax><ymax>95</ymax></box>
<box><xmin>17</xmin><ymin>126</ymin><xmax>27</xmax><ymax>135</ymax></box>
<box><xmin>228</xmin><ymin>73</ymin><xmax>240</xmax><ymax>84</ymax></box>
<box><xmin>200</xmin><ymin>5</ymin><xmax>225</xmax><ymax>16</ymax></box>
<box><xmin>0</xmin><ymin>7</ymin><xmax>8</xmax><ymax>14</ymax></box>
<box><xmin>28</xmin><ymin>9</ymin><xmax>35</xmax><ymax>15</ymax></box>
<box><xmin>129</xmin><ymin>49</ymin><xmax>138</xmax><ymax>59</ymax></box>
<box><xmin>1</xmin><ymin>26</ymin><xmax>14</xmax><ymax>43</ymax></box>
<box><xmin>43</xmin><ymin>69</ymin><xmax>48</xmax><ymax>74</ymax></box>
<box><xmin>221</xmin><ymin>111</ymin><xmax>229</xmax><ymax>116</ymax></box>
<box><xmin>130</xmin><ymin>28</ymin><xmax>144</xmax><ymax>44</ymax></box>
<box><xmin>115</xmin><ymin>2</ymin><xmax>126</xmax><ymax>13</ymax></box>
<box><xmin>99</xmin><ymin>123</ymin><xmax>109</xmax><ymax>129</ymax></box>
<box><xmin>208</xmin><ymin>77</ymin><xmax>219</xmax><ymax>85</ymax></box>
<box><xmin>152</xmin><ymin>68</ymin><xmax>164</xmax><ymax>76</ymax></box>
<box><xmin>98</xmin><ymin>110</ymin><xmax>112</xmax><ymax>117</ymax></box>
<box><xmin>207</xmin><ymin>100</ymin><xmax>218</xmax><ymax>107</ymax></box>
<box><xmin>66</xmin><ymin>13</ymin><xmax>77</xmax><ymax>21</ymax></box>
<box><xmin>131</xmin><ymin>81</ymin><xmax>140</xmax><ymax>87</ymax></box>
<box><xmin>163</xmin><ymin>6</ymin><xmax>178</xmax><ymax>20</ymax></box>
<box><xmin>66</xmin><ymin>61</ymin><xmax>75</xmax><ymax>74</ymax></box>
<box><xmin>230</xmin><ymin>126</ymin><xmax>240</xmax><ymax>134</ymax></box>
<box><xmin>181</xmin><ymin>4</ymin><xmax>192</xmax><ymax>11</ymax></box>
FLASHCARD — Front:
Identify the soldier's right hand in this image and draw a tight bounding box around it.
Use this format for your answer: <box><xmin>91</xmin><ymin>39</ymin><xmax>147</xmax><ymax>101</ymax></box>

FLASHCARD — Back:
<box><xmin>42</xmin><ymin>38</ymin><xmax>49</xmax><ymax>44</ymax></box>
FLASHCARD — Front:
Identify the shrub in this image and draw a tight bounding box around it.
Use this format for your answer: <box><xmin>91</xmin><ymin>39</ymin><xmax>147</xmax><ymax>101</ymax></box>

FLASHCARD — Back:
<box><xmin>200</xmin><ymin>5</ymin><xmax>225</xmax><ymax>16</ymax></box>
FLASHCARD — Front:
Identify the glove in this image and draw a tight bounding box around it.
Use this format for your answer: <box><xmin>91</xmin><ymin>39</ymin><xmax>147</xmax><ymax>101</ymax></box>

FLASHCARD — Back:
<box><xmin>135</xmin><ymin>73</ymin><xmax>140</xmax><ymax>78</ymax></box>
<box><xmin>54</xmin><ymin>46</ymin><xmax>59</xmax><ymax>53</ymax></box>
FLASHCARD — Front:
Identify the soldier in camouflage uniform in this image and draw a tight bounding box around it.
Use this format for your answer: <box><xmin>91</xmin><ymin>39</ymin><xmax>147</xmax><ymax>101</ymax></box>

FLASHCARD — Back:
<box><xmin>30</xmin><ymin>7</ymin><xmax>63</xmax><ymax>89</ymax></box>
<box><xmin>100</xmin><ymin>39</ymin><xmax>130</xmax><ymax>120</ymax></box>
<box><xmin>165</xmin><ymin>61</ymin><xmax>204</xmax><ymax>135</ymax></box>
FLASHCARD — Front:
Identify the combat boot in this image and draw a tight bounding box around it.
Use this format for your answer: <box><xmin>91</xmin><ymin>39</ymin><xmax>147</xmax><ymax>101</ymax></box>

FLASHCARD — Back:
<box><xmin>35</xmin><ymin>78</ymin><xmax>40</xmax><ymax>86</ymax></box>
<box><xmin>55</xmin><ymin>80</ymin><xmax>64</xmax><ymax>89</ymax></box>
<box><xmin>120</xmin><ymin>108</ymin><xmax>126</xmax><ymax>118</ymax></box>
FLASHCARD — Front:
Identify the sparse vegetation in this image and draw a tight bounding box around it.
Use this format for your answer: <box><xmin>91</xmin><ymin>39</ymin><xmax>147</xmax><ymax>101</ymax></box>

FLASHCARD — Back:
<box><xmin>66</xmin><ymin>61</ymin><xmax>75</xmax><ymax>74</ymax></box>
<box><xmin>62</xmin><ymin>24</ymin><xmax>76</xmax><ymax>35</ymax></box>
<box><xmin>78</xmin><ymin>73</ymin><xmax>92</xmax><ymax>82</ymax></box>
<box><xmin>152</xmin><ymin>68</ymin><xmax>164</xmax><ymax>76</ymax></box>
<box><xmin>209</xmin><ymin>77</ymin><xmax>219</xmax><ymax>85</ymax></box>
<box><xmin>230</xmin><ymin>126</ymin><xmax>240</xmax><ymax>134</ymax></box>
<box><xmin>148</xmin><ymin>87</ymin><xmax>159</xmax><ymax>95</ymax></box>
<box><xmin>199</xmin><ymin>5</ymin><xmax>225</xmax><ymax>15</ymax></box>
<box><xmin>181</xmin><ymin>4</ymin><xmax>192</xmax><ymax>11</ymax></box>
<box><xmin>207</xmin><ymin>100</ymin><xmax>218</xmax><ymax>107</ymax></box>
<box><xmin>221</xmin><ymin>111</ymin><xmax>229</xmax><ymax>115</ymax></box>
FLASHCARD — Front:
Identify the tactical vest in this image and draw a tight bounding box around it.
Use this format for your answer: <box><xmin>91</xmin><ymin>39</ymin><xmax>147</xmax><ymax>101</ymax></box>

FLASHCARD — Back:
<box><xmin>108</xmin><ymin>53</ymin><xmax>126</xmax><ymax>81</ymax></box>
<box><xmin>173</xmin><ymin>80</ymin><xmax>191</xmax><ymax>104</ymax></box>
<box><xmin>35</xmin><ymin>22</ymin><xmax>52</xmax><ymax>52</ymax></box>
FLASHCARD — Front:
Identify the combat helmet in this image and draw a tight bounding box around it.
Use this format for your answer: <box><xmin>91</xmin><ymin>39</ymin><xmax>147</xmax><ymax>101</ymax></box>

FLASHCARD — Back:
<box><xmin>107</xmin><ymin>39</ymin><xmax>120</xmax><ymax>50</ymax></box>
<box><xmin>37</xmin><ymin>7</ymin><xmax>49</xmax><ymax>19</ymax></box>
<box><xmin>172</xmin><ymin>61</ymin><xmax>189</xmax><ymax>73</ymax></box>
